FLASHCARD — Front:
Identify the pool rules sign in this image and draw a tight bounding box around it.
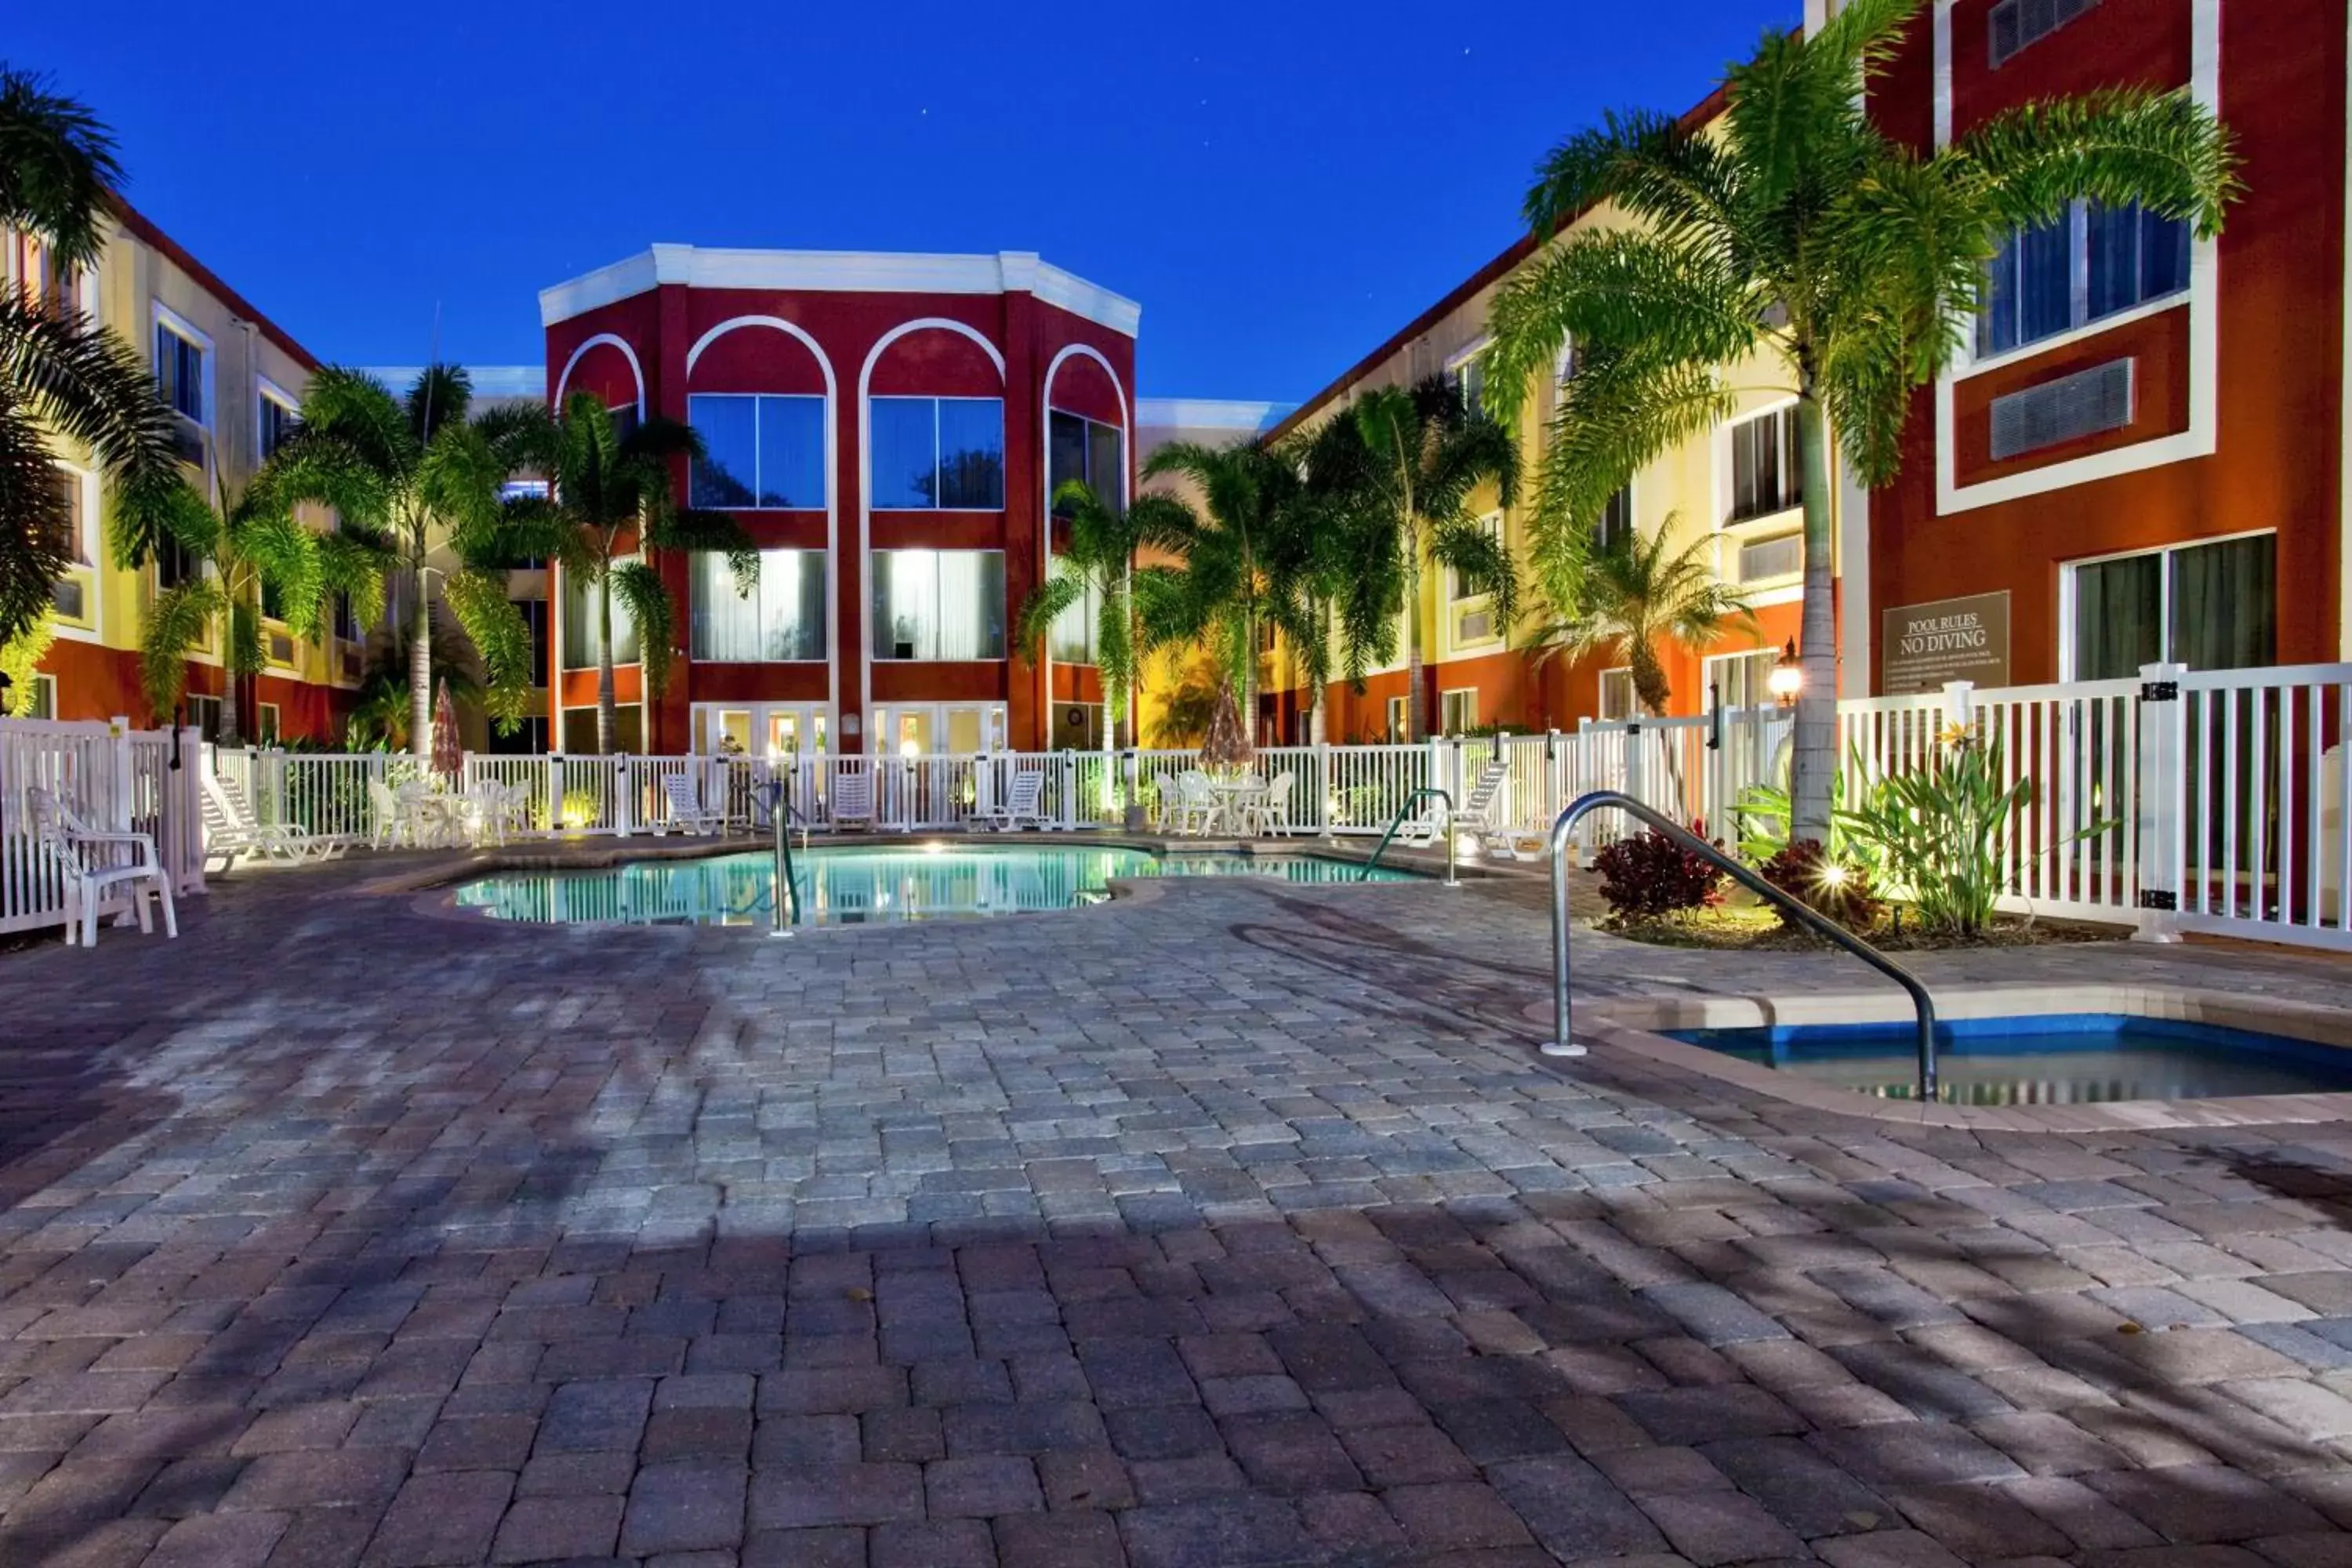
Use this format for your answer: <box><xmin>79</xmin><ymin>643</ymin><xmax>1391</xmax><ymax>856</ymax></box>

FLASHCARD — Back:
<box><xmin>1881</xmin><ymin>592</ymin><xmax>2010</xmax><ymax>695</ymax></box>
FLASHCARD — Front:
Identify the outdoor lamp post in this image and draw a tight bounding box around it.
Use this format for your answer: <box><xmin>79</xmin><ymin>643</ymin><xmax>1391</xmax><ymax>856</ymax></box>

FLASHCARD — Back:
<box><xmin>1769</xmin><ymin>640</ymin><xmax>1803</xmax><ymax>708</ymax></box>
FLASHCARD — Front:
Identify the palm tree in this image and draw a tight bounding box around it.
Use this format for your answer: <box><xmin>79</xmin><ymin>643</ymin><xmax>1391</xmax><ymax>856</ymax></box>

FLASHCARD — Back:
<box><xmin>1533</xmin><ymin>516</ymin><xmax>1754</xmax><ymax>717</ymax></box>
<box><xmin>1015</xmin><ymin>479</ymin><xmax>1184</xmax><ymax>750</ymax></box>
<box><xmin>343</xmin><ymin>623</ymin><xmax>481</xmax><ymax>752</ymax></box>
<box><xmin>1348</xmin><ymin>377</ymin><xmax>1520</xmax><ymax>742</ymax></box>
<box><xmin>250</xmin><ymin>365</ymin><xmax>533</xmax><ymax>759</ymax></box>
<box><xmin>0</xmin><ymin>67</ymin><xmax>185</xmax><ymax>651</ymax></box>
<box><xmin>133</xmin><ymin>478</ymin><xmax>370</xmax><ymax>742</ymax></box>
<box><xmin>1282</xmin><ymin>415</ymin><xmax>1406</xmax><ymax>746</ymax></box>
<box><xmin>1138</xmin><ymin>438</ymin><xmax>1298</xmax><ymax>728</ymax></box>
<box><xmin>1483</xmin><ymin>0</ymin><xmax>2238</xmax><ymax>841</ymax></box>
<box><xmin>500</xmin><ymin>393</ymin><xmax>757</xmax><ymax>753</ymax></box>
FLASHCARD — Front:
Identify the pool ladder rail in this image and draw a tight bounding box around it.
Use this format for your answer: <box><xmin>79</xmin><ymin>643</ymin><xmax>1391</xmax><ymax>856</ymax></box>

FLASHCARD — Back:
<box><xmin>1541</xmin><ymin>791</ymin><xmax>1941</xmax><ymax>1103</ymax></box>
<box><xmin>753</xmin><ymin>783</ymin><xmax>808</xmax><ymax>935</ymax></box>
<box><xmin>1361</xmin><ymin>788</ymin><xmax>1460</xmax><ymax>886</ymax></box>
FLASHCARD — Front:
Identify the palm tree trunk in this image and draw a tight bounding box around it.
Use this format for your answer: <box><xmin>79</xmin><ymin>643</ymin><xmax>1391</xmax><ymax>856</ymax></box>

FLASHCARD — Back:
<box><xmin>1791</xmin><ymin>389</ymin><xmax>1838</xmax><ymax>845</ymax></box>
<box><xmin>409</xmin><ymin>563</ymin><xmax>432</xmax><ymax>761</ymax></box>
<box><xmin>1403</xmin><ymin>554</ymin><xmax>1425</xmax><ymax>743</ymax></box>
<box><xmin>597</xmin><ymin>572</ymin><xmax>617</xmax><ymax>754</ymax></box>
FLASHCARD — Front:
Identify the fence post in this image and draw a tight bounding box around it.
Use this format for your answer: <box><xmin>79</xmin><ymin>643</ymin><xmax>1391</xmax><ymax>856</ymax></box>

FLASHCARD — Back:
<box><xmin>2134</xmin><ymin>661</ymin><xmax>2187</xmax><ymax>942</ymax></box>
<box><xmin>1313</xmin><ymin>743</ymin><xmax>1330</xmax><ymax>836</ymax></box>
<box><xmin>547</xmin><ymin>755</ymin><xmax>566</xmax><ymax>833</ymax></box>
<box><xmin>615</xmin><ymin>757</ymin><xmax>635</xmax><ymax>837</ymax></box>
<box><xmin>1941</xmin><ymin>679</ymin><xmax>1976</xmax><ymax>739</ymax></box>
<box><xmin>1624</xmin><ymin>718</ymin><xmax>1645</xmax><ymax>810</ymax></box>
<box><xmin>107</xmin><ymin>717</ymin><xmax>133</xmax><ymax>832</ymax></box>
<box><xmin>175</xmin><ymin>724</ymin><xmax>205</xmax><ymax>895</ymax></box>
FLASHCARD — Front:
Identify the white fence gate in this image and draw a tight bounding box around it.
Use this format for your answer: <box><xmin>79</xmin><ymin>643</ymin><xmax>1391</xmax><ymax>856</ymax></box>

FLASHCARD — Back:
<box><xmin>2</xmin><ymin>717</ymin><xmax>205</xmax><ymax>936</ymax></box>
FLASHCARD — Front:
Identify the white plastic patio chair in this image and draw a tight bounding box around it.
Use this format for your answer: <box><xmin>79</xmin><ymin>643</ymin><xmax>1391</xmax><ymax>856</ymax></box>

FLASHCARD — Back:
<box><xmin>1170</xmin><ymin>771</ymin><xmax>1220</xmax><ymax>836</ymax></box>
<box><xmin>1257</xmin><ymin>771</ymin><xmax>1297</xmax><ymax>837</ymax></box>
<box><xmin>829</xmin><ymin>772</ymin><xmax>877</xmax><ymax>832</ymax></box>
<box><xmin>199</xmin><ymin>771</ymin><xmax>354</xmax><ymax>872</ymax></box>
<box><xmin>662</xmin><ymin>772</ymin><xmax>728</xmax><ymax>837</ymax></box>
<box><xmin>26</xmin><ymin>786</ymin><xmax>178</xmax><ymax>947</ymax></box>
<box><xmin>971</xmin><ymin>769</ymin><xmax>1047</xmax><ymax>832</ymax></box>
<box><xmin>367</xmin><ymin>777</ymin><xmax>415</xmax><ymax>851</ymax></box>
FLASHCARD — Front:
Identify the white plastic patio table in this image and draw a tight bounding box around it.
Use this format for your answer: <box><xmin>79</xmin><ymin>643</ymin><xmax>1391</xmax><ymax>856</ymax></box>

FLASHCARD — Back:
<box><xmin>1206</xmin><ymin>777</ymin><xmax>1267</xmax><ymax>837</ymax></box>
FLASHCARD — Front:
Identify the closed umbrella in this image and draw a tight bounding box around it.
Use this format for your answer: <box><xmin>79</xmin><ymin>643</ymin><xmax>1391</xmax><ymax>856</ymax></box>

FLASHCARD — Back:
<box><xmin>1198</xmin><ymin>685</ymin><xmax>1255</xmax><ymax>775</ymax></box>
<box><xmin>431</xmin><ymin>685</ymin><xmax>463</xmax><ymax>783</ymax></box>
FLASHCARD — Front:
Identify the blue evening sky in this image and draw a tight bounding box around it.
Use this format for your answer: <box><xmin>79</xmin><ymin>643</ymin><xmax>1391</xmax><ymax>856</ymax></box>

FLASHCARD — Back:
<box><xmin>11</xmin><ymin>0</ymin><xmax>1793</xmax><ymax>407</ymax></box>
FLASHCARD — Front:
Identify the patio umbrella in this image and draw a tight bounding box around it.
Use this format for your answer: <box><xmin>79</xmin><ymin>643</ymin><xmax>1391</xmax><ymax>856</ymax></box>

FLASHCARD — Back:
<box><xmin>430</xmin><ymin>685</ymin><xmax>463</xmax><ymax>782</ymax></box>
<box><xmin>1198</xmin><ymin>684</ymin><xmax>1256</xmax><ymax>774</ymax></box>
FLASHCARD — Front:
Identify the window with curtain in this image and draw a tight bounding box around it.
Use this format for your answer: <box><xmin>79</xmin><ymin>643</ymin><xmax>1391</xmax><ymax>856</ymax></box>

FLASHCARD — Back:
<box><xmin>690</xmin><ymin>549</ymin><xmax>826</xmax><ymax>662</ymax></box>
<box><xmin>1049</xmin><ymin>575</ymin><xmax>1102</xmax><ymax>663</ymax></box>
<box><xmin>869</xmin><ymin>397</ymin><xmax>1004</xmax><ymax>509</ymax></box>
<box><xmin>1599</xmin><ymin>669</ymin><xmax>1635</xmax><ymax>721</ymax></box>
<box><xmin>561</xmin><ymin>561</ymin><xmax>642</xmax><ymax>669</ymax></box>
<box><xmin>1728</xmin><ymin>408</ymin><xmax>1802</xmax><ymax>523</ymax></box>
<box><xmin>1981</xmin><ymin>201</ymin><xmax>2191</xmax><ymax>358</ymax></box>
<box><xmin>1048</xmin><ymin>409</ymin><xmax>1124</xmax><ymax>514</ymax></box>
<box><xmin>2067</xmin><ymin>534</ymin><xmax>2275</xmax><ymax>680</ymax></box>
<box><xmin>154</xmin><ymin>322</ymin><xmax>205</xmax><ymax>423</ymax></box>
<box><xmin>688</xmin><ymin>394</ymin><xmax>826</xmax><ymax>509</ymax></box>
<box><xmin>870</xmin><ymin>549</ymin><xmax>1005</xmax><ymax>659</ymax></box>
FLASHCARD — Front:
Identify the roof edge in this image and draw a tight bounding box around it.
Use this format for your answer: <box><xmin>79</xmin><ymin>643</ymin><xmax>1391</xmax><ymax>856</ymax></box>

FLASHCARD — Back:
<box><xmin>104</xmin><ymin>193</ymin><xmax>320</xmax><ymax>373</ymax></box>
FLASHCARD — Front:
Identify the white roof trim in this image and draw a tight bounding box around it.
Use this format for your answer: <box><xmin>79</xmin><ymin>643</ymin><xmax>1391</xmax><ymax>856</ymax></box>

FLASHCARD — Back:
<box><xmin>1136</xmin><ymin>397</ymin><xmax>1293</xmax><ymax>433</ymax></box>
<box><xmin>539</xmin><ymin>246</ymin><xmax>1141</xmax><ymax>337</ymax></box>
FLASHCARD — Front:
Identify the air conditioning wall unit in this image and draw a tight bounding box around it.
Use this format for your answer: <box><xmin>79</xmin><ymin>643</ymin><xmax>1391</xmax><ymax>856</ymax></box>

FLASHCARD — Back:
<box><xmin>267</xmin><ymin>631</ymin><xmax>296</xmax><ymax>666</ymax></box>
<box><xmin>1456</xmin><ymin>608</ymin><xmax>1495</xmax><ymax>644</ymax></box>
<box><xmin>1737</xmin><ymin>533</ymin><xmax>1804</xmax><ymax>583</ymax></box>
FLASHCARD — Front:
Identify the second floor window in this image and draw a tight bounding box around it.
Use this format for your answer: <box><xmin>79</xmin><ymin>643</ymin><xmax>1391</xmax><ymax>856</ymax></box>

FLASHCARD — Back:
<box><xmin>561</xmin><ymin>561</ymin><xmax>640</xmax><ymax>669</ymax></box>
<box><xmin>871</xmin><ymin>548</ymin><xmax>1004</xmax><ymax>660</ymax></box>
<box><xmin>870</xmin><ymin>397</ymin><xmax>1004</xmax><ymax>510</ymax></box>
<box><xmin>1729</xmin><ymin>408</ymin><xmax>1802</xmax><ymax>524</ymax></box>
<box><xmin>155</xmin><ymin>321</ymin><xmax>205</xmax><ymax>423</ymax></box>
<box><xmin>1454</xmin><ymin>352</ymin><xmax>1487</xmax><ymax>419</ymax></box>
<box><xmin>259</xmin><ymin>391</ymin><xmax>298</xmax><ymax>461</ymax></box>
<box><xmin>1980</xmin><ymin>201</ymin><xmax>2190</xmax><ymax>358</ymax></box>
<box><xmin>689</xmin><ymin>394</ymin><xmax>826</xmax><ymax>510</ymax></box>
<box><xmin>1592</xmin><ymin>485</ymin><xmax>1634</xmax><ymax>555</ymax></box>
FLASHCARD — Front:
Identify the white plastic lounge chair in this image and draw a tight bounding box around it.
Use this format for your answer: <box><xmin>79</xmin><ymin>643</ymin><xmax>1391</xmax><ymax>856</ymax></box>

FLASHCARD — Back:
<box><xmin>662</xmin><ymin>772</ymin><xmax>728</xmax><ymax>837</ymax></box>
<box><xmin>1397</xmin><ymin>761</ymin><xmax>1506</xmax><ymax>848</ymax></box>
<box><xmin>971</xmin><ymin>769</ymin><xmax>1048</xmax><ymax>832</ymax></box>
<box><xmin>201</xmin><ymin>770</ymin><xmax>353</xmax><ymax>871</ymax></box>
<box><xmin>829</xmin><ymin>772</ymin><xmax>877</xmax><ymax>832</ymax></box>
<box><xmin>27</xmin><ymin>786</ymin><xmax>178</xmax><ymax>947</ymax></box>
<box><xmin>1451</xmin><ymin>761</ymin><xmax>1541</xmax><ymax>858</ymax></box>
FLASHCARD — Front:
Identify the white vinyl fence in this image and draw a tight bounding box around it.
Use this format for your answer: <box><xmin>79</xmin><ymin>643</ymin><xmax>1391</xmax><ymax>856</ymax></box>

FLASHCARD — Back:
<box><xmin>183</xmin><ymin>655</ymin><xmax>2352</xmax><ymax>954</ymax></box>
<box><xmin>2</xmin><ymin>717</ymin><xmax>205</xmax><ymax>936</ymax></box>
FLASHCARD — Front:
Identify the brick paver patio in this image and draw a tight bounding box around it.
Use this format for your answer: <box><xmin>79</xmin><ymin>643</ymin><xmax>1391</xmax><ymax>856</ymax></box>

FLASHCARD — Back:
<box><xmin>4</xmin><ymin>853</ymin><xmax>2352</xmax><ymax>1566</ymax></box>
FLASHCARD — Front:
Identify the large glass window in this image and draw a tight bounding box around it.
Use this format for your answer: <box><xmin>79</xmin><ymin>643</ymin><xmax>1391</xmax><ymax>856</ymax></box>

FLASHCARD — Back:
<box><xmin>1049</xmin><ymin>576</ymin><xmax>1103</xmax><ymax>663</ymax></box>
<box><xmin>1981</xmin><ymin>201</ymin><xmax>2191</xmax><ymax>358</ymax></box>
<box><xmin>870</xmin><ymin>549</ymin><xmax>1004</xmax><ymax>660</ymax></box>
<box><xmin>259</xmin><ymin>391</ymin><xmax>298</xmax><ymax>461</ymax></box>
<box><xmin>691</xmin><ymin>549</ymin><xmax>826</xmax><ymax>662</ymax></box>
<box><xmin>688</xmin><ymin>394</ymin><xmax>826</xmax><ymax>509</ymax></box>
<box><xmin>1048</xmin><ymin>409</ymin><xmax>1124</xmax><ymax>514</ymax></box>
<box><xmin>2067</xmin><ymin>534</ymin><xmax>2275</xmax><ymax>681</ymax></box>
<box><xmin>1728</xmin><ymin>408</ymin><xmax>1802</xmax><ymax>524</ymax></box>
<box><xmin>561</xmin><ymin>561</ymin><xmax>641</xmax><ymax>669</ymax></box>
<box><xmin>870</xmin><ymin>397</ymin><xmax>1004</xmax><ymax>510</ymax></box>
<box><xmin>1704</xmin><ymin>648</ymin><xmax>1780</xmax><ymax>710</ymax></box>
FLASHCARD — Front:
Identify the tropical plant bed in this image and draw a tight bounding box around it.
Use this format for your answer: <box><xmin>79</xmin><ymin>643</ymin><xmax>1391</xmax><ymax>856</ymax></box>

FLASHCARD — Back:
<box><xmin>1599</xmin><ymin>901</ymin><xmax>2128</xmax><ymax>952</ymax></box>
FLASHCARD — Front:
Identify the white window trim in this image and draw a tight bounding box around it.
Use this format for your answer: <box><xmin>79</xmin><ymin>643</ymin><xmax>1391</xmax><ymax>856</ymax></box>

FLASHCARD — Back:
<box><xmin>151</xmin><ymin>301</ymin><xmax>214</xmax><ymax>429</ymax></box>
<box><xmin>1439</xmin><ymin>686</ymin><xmax>1479</xmax><ymax>735</ymax></box>
<box><xmin>687</xmin><ymin>392</ymin><xmax>831</xmax><ymax>512</ymax></box>
<box><xmin>2056</xmin><ymin>526</ymin><xmax>2274</xmax><ymax>680</ymax></box>
<box><xmin>1933</xmin><ymin>0</ymin><xmax>2221</xmax><ymax>514</ymax></box>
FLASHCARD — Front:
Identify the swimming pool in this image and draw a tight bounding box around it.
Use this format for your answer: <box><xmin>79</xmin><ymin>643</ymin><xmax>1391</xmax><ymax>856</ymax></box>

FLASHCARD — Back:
<box><xmin>452</xmin><ymin>844</ymin><xmax>1410</xmax><ymax>927</ymax></box>
<box><xmin>1668</xmin><ymin>1014</ymin><xmax>2352</xmax><ymax>1105</ymax></box>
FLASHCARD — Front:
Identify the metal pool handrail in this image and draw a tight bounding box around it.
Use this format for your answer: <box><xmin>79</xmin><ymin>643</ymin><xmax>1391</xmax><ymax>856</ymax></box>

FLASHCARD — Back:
<box><xmin>1542</xmin><ymin>791</ymin><xmax>1940</xmax><ymax>1103</ymax></box>
<box><xmin>753</xmin><ymin>782</ymin><xmax>803</xmax><ymax>935</ymax></box>
<box><xmin>1362</xmin><ymin>787</ymin><xmax>1457</xmax><ymax>886</ymax></box>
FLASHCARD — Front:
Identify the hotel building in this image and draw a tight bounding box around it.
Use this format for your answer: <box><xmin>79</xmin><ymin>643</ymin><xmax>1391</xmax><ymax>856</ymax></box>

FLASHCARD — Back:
<box><xmin>537</xmin><ymin>246</ymin><xmax>1138</xmax><ymax>759</ymax></box>
<box><xmin>10</xmin><ymin>201</ymin><xmax>359</xmax><ymax>737</ymax></box>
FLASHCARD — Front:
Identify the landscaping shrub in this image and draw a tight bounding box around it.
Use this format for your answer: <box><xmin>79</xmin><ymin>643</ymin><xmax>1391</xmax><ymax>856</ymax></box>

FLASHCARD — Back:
<box><xmin>1593</xmin><ymin>828</ymin><xmax>1723</xmax><ymax>922</ymax></box>
<box><xmin>1758</xmin><ymin>838</ymin><xmax>1882</xmax><ymax>931</ymax></box>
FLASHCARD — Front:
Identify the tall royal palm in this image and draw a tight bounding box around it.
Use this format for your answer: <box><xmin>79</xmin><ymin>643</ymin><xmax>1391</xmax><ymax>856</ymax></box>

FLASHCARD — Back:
<box><xmin>503</xmin><ymin>394</ymin><xmax>757</xmax><ymax>753</ymax></box>
<box><xmin>1348</xmin><ymin>378</ymin><xmax>1519</xmax><ymax>742</ymax></box>
<box><xmin>1484</xmin><ymin>0</ymin><xmax>2237</xmax><ymax>841</ymax></box>
<box><xmin>0</xmin><ymin>67</ymin><xmax>183</xmax><ymax>654</ymax></box>
<box><xmin>1284</xmin><ymin>414</ymin><xmax>1409</xmax><ymax>746</ymax></box>
<box><xmin>1534</xmin><ymin>516</ymin><xmax>1754</xmax><ymax>717</ymax></box>
<box><xmin>1016</xmin><ymin>479</ymin><xmax>1184</xmax><ymax>750</ymax></box>
<box><xmin>251</xmin><ymin>365</ymin><xmax>533</xmax><ymax>757</ymax></box>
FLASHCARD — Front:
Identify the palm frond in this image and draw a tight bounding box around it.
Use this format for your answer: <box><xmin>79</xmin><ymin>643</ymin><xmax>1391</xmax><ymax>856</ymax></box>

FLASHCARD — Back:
<box><xmin>649</xmin><ymin>507</ymin><xmax>757</xmax><ymax>595</ymax></box>
<box><xmin>0</xmin><ymin>607</ymin><xmax>54</xmax><ymax>716</ymax></box>
<box><xmin>0</xmin><ymin>296</ymin><xmax>183</xmax><ymax>496</ymax></box>
<box><xmin>230</xmin><ymin>506</ymin><xmax>325</xmax><ymax>637</ymax></box>
<box><xmin>440</xmin><ymin>568</ymin><xmax>535</xmax><ymax>729</ymax></box>
<box><xmin>1957</xmin><ymin>87</ymin><xmax>2241</xmax><ymax>238</ymax></box>
<box><xmin>1524</xmin><ymin>109</ymin><xmax>1738</xmax><ymax>242</ymax></box>
<box><xmin>405</xmin><ymin>363</ymin><xmax>474</xmax><ymax>444</ymax></box>
<box><xmin>0</xmin><ymin>394</ymin><xmax>77</xmax><ymax>645</ymax></box>
<box><xmin>1530</xmin><ymin>350</ymin><xmax>1737</xmax><ymax>583</ymax></box>
<box><xmin>0</xmin><ymin>67</ymin><xmax>123</xmax><ymax>270</ymax></box>
<box><xmin>315</xmin><ymin>531</ymin><xmax>392</xmax><ymax>637</ymax></box>
<box><xmin>1015</xmin><ymin>566</ymin><xmax>1087</xmax><ymax>659</ymax></box>
<box><xmin>609</xmin><ymin>560</ymin><xmax>677</xmax><ymax>700</ymax></box>
<box><xmin>140</xmin><ymin>578</ymin><xmax>224</xmax><ymax>716</ymax></box>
